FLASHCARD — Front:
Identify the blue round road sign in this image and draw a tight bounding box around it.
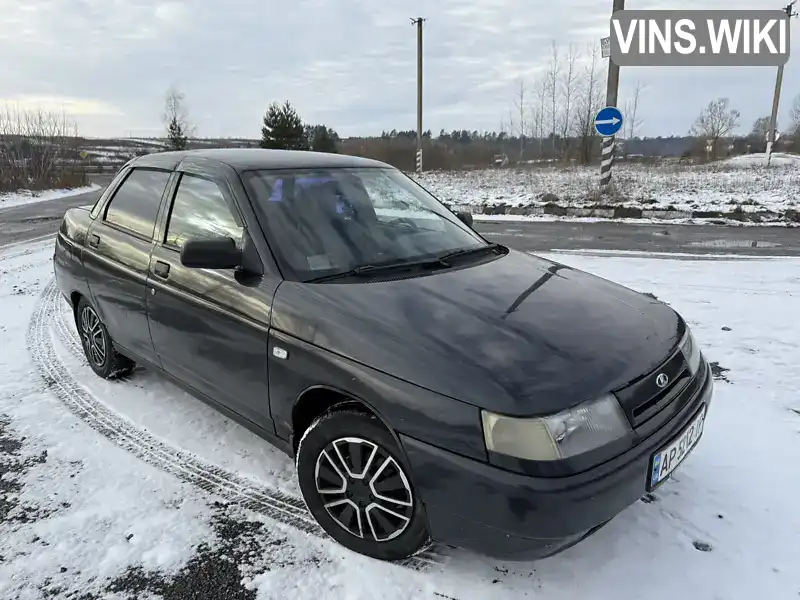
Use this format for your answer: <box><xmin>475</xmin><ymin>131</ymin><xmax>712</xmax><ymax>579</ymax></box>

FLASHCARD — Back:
<box><xmin>594</xmin><ymin>106</ymin><xmax>624</xmax><ymax>137</ymax></box>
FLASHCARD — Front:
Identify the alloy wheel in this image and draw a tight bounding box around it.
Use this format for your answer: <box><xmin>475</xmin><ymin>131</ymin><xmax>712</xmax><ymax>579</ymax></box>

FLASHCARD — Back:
<box><xmin>314</xmin><ymin>437</ymin><xmax>414</xmax><ymax>542</ymax></box>
<box><xmin>80</xmin><ymin>306</ymin><xmax>107</xmax><ymax>367</ymax></box>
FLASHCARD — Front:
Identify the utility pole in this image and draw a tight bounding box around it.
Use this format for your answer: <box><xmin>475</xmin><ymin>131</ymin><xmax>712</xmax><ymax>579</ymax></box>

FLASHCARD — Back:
<box><xmin>600</xmin><ymin>0</ymin><xmax>625</xmax><ymax>192</ymax></box>
<box><xmin>766</xmin><ymin>1</ymin><xmax>797</xmax><ymax>166</ymax></box>
<box><xmin>411</xmin><ymin>17</ymin><xmax>426</xmax><ymax>174</ymax></box>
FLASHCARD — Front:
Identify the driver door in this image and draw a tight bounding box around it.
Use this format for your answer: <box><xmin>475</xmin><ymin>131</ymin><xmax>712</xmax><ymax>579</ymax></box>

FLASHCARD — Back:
<box><xmin>145</xmin><ymin>168</ymin><xmax>278</xmax><ymax>432</ymax></box>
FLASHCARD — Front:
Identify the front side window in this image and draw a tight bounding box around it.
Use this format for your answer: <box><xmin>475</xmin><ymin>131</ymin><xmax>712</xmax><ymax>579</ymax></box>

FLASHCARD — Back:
<box><xmin>91</xmin><ymin>165</ymin><xmax>131</xmax><ymax>219</ymax></box>
<box><xmin>241</xmin><ymin>167</ymin><xmax>486</xmax><ymax>281</ymax></box>
<box><xmin>164</xmin><ymin>174</ymin><xmax>243</xmax><ymax>249</ymax></box>
<box><xmin>104</xmin><ymin>168</ymin><xmax>171</xmax><ymax>238</ymax></box>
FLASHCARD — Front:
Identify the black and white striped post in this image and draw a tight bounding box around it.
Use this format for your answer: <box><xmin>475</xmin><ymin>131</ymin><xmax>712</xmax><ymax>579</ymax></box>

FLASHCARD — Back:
<box><xmin>600</xmin><ymin>137</ymin><xmax>615</xmax><ymax>189</ymax></box>
<box><xmin>416</xmin><ymin>149</ymin><xmax>423</xmax><ymax>174</ymax></box>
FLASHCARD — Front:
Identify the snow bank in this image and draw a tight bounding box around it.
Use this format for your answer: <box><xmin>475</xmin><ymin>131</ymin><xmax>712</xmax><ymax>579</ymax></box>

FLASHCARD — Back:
<box><xmin>0</xmin><ymin>184</ymin><xmax>100</xmax><ymax>210</ymax></box>
<box><xmin>719</xmin><ymin>152</ymin><xmax>800</xmax><ymax>168</ymax></box>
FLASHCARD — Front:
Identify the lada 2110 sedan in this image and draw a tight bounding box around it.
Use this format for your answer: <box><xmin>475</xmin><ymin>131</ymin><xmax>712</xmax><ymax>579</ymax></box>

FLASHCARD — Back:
<box><xmin>54</xmin><ymin>149</ymin><xmax>713</xmax><ymax>562</ymax></box>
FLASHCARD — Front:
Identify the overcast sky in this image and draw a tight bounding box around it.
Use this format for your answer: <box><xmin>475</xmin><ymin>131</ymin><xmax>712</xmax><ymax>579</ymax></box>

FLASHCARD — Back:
<box><xmin>1</xmin><ymin>0</ymin><xmax>798</xmax><ymax>139</ymax></box>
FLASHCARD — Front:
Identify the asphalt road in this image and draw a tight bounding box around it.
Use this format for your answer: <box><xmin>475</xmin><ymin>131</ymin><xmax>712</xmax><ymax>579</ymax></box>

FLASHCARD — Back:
<box><xmin>0</xmin><ymin>175</ymin><xmax>113</xmax><ymax>247</ymax></box>
<box><xmin>1</xmin><ymin>175</ymin><xmax>798</xmax><ymax>255</ymax></box>
<box><xmin>476</xmin><ymin>220</ymin><xmax>800</xmax><ymax>257</ymax></box>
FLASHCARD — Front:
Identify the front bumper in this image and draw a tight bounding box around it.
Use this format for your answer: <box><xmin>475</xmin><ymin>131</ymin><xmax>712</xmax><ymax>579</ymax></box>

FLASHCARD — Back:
<box><xmin>401</xmin><ymin>362</ymin><xmax>714</xmax><ymax>561</ymax></box>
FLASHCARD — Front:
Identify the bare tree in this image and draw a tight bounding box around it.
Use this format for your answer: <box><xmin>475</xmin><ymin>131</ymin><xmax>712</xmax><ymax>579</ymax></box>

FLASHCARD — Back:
<box><xmin>163</xmin><ymin>85</ymin><xmax>195</xmax><ymax>150</ymax></box>
<box><xmin>559</xmin><ymin>44</ymin><xmax>580</xmax><ymax>159</ymax></box>
<box><xmin>689</xmin><ymin>98</ymin><xmax>740</xmax><ymax>159</ymax></box>
<box><xmin>572</xmin><ymin>43</ymin><xmax>605</xmax><ymax>165</ymax></box>
<box><xmin>623</xmin><ymin>80</ymin><xmax>645</xmax><ymax>139</ymax></box>
<box><xmin>789</xmin><ymin>93</ymin><xmax>800</xmax><ymax>133</ymax></box>
<box><xmin>506</xmin><ymin>107</ymin><xmax>515</xmax><ymax>155</ymax></box>
<box><xmin>0</xmin><ymin>104</ymin><xmax>82</xmax><ymax>193</ymax></box>
<box><xmin>513</xmin><ymin>79</ymin><xmax>528</xmax><ymax>161</ymax></box>
<box><xmin>498</xmin><ymin>115</ymin><xmax>509</xmax><ymax>156</ymax></box>
<box><xmin>545</xmin><ymin>41</ymin><xmax>562</xmax><ymax>156</ymax></box>
<box><xmin>788</xmin><ymin>94</ymin><xmax>800</xmax><ymax>151</ymax></box>
<box><xmin>533</xmin><ymin>78</ymin><xmax>548</xmax><ymax>158</ymax></box>
<box><xmin>750</xmin><ymin>116</ymin><xmax>771</xmax><ymax>139</ymax></box>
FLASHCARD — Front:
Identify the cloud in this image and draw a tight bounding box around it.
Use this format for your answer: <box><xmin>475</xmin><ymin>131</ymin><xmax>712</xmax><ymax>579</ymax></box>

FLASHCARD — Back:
<box><xmin>0</xmin><ymin>96</ymin><xmax>124</xmax><ymax>116</ymax></box>
<box><xmin>1</xmin><ymin>0</ymin><xmax>797</xmax><ymax>138</ymax></box>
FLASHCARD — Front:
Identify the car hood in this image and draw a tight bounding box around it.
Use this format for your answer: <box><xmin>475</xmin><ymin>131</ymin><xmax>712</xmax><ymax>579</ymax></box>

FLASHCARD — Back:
<box><xmin>271</xmin><ymin>249</ymin><xmax>682</xmax><ymax>416</ymax></box>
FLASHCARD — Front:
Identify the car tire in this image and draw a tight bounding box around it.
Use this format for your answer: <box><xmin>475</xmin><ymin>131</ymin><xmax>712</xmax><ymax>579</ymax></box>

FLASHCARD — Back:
<box><xmin>296</xmin><ymin>409</ymin><xmax>430</xmax><ymax>561</ymax></box>
<box><xmin>75</xmin><ymin>297</ymin><xmax>135</xmax><ymax>380</ymax></box>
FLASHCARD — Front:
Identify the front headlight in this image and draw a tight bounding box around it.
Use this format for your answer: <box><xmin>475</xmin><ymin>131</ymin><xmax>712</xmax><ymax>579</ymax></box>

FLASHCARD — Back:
<box><xmin>481</xmin><ymin>393</ymin><xmax>632</xmax><ymax>461</ymax></box>
<box><xmin>679</xmin><ymin>327</ymin><xmax>702</xmax><ymax>375</ymax></box>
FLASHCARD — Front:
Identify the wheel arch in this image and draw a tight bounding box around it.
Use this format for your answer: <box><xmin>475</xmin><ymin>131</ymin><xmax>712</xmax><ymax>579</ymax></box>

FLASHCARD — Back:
<box><xmin>69</xmin><ymin>287</ymin><xmax>108</xmax><ymax>325</ymax></box>
<box><xmin>70</xmin><ymin>290</ymin><xmax>84</xmax><ymax>314</ymax></box>
<box><xmin>291</xmin><ymin>384</ymin><xmax>406</xmax><ymax>459</ymax></box>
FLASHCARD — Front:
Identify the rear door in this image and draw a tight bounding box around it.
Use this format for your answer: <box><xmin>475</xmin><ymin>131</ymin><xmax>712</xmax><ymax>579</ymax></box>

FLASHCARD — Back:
<box><xmin>83</xmin><ymin>167</ymin><xmax>171</xmax><ymax>366</ymax></box>
<box><xmin>145</xmin><ymin>164</ymin><xmax>278</xmax><ymax>432</ymax></box>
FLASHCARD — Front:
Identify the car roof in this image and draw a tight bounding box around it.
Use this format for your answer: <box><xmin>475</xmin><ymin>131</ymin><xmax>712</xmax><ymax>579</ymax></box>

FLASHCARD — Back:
<box><xmin>128</xmin><ymin>148</ymin><xmax>391</xmax><ymax>173</ymax></box>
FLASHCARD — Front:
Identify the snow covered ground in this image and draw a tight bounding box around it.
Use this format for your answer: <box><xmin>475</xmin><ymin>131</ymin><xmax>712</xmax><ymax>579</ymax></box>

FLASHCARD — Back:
<box><xmin>721</xmin><ymin>152</ymin><xmax>800</xmax><ymax>168</ymax></box>
<box><xmin>416</xmin><ymin>155</ymin><xmax>800</xmax><ymax>215</ymax></box>
<box><xmin>0</xmin><ymin>184</ymin><xmax>100</xmax><ymax>210</ymax></box>
<box><xmin>1</xmin><ymin>239</ymin><xmax>798</xmax><ymax>599</ymax></box>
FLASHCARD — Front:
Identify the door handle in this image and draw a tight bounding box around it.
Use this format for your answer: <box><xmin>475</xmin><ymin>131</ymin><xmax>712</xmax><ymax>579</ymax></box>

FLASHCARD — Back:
<box><xmin>153</xmin><ymin>260</ymin><xmax>170</xmax><ymax>279</ymax></box>
<box><xmin>88</xmin><ymin>234</ymin><xmax>100</xmax><ymax>248</ymax></box>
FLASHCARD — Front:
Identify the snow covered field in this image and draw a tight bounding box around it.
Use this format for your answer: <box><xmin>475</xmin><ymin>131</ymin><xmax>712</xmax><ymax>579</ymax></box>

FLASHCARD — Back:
<box><xmin>1</xmin><ymin>239</ymin><xmax>798</xmax><ymax>599</ymax></box>
<box><xmin>0</xmin><ymin>184</ymin><xmax>100</xmax><ymax>210</ymax></box>
<box><xmin>416</xmin><ymin>154</ymin><xmax>800</xmax><ymax>216</ymax></box>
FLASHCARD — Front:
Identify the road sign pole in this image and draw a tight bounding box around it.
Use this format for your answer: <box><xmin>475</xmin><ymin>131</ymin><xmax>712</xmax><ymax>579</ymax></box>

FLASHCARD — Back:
<box><xmin>600</xmin><ymin>136</ymin><xmax>615</xmax><ymax>187</ymax></box>
<box><xmin>594</xmin><ymin>107</ymin><xmax>624</xmax><ymax>186</ymax></box>
<box><xmin>600</xmin><ymin>0</ymin><xmax>625</xmax><ymax>193</ymax></box>
<box><xmin>767</xmin><ymin>2</ymin><xmax>796</xmax><ymax>167</ymax></box>
<box><xmin>766</xmin><ymin>62</ymin><xmax>785</xmax><ymax>167</ymax></box>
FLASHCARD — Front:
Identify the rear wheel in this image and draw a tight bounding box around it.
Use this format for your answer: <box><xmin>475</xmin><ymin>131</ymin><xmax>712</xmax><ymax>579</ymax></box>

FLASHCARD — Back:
<box><xmin>296</xmin><ymin>409</ymin><xmax>430</xmax><ymax>561</ymax></box>
<box><xmin>75</xmin><ymin>297</ymin><xmax>135</xmax><ymax>380</ymax></box>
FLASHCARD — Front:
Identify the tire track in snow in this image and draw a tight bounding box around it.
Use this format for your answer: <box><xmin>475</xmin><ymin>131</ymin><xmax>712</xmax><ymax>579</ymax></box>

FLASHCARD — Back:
<box><xmin>32</xmin><ymin>280</ymin><xmax>444</xmax><ymax>571</ymax></box>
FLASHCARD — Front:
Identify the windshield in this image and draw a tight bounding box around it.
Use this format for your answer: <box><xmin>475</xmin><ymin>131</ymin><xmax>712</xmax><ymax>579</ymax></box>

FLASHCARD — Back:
<box><xmin>240</xmin><ymin>167</ymin><xmax>488</xmax><ymax>282</ymax></box>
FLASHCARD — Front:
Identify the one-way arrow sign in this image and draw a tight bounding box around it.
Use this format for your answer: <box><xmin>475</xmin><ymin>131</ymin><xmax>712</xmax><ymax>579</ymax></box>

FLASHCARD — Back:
<box><xmin>594</xmin><ymin>106</ymin><xmax>624</xmax><ymax>137</ymax></box>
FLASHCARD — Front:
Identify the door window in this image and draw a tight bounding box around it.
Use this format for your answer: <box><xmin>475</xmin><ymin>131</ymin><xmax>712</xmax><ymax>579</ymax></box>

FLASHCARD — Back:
<box><xmin>164</xmin><ymin>174</ymin><xmax>243</xmax><ymax>249</ymax></box>
<box><xmin>104</xmin><ymin>168</ymin><xmax>171</xmax><ymax>238</ymax></box>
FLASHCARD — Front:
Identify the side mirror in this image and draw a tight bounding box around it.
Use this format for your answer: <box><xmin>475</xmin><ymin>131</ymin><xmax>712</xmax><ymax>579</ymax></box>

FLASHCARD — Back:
<box><xmin>457</xmin><ymin>211</ymin><xmax>474</xmax><ymax>227</ymax></box>
<box><xmin>180</xmin><ymin>236</ymin><xmax>242</xmax><ymax>270</ymax></box>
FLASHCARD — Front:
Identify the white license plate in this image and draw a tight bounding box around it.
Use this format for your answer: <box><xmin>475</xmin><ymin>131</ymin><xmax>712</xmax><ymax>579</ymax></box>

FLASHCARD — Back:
<box><xmin>648</xmin><ymin>407</ymin><xmax>706</xmax><ymax>490</ymax></box>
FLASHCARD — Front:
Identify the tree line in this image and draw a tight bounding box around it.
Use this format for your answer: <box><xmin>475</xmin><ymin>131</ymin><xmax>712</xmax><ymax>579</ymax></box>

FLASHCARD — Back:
<box><xmin>163</xmin><ymin>87</ymin><xmax>340</xmax><ymax>154</ymax></box>
<box><xmin>161</xmin><ymin>63</ymin><xmax>800</xmax><ymax>172</ymax></box>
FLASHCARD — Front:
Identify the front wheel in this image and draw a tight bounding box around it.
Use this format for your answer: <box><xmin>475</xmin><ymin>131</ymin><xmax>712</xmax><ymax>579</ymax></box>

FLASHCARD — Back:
<box><xmin>296</xmin><ymin>410</ymin><xmax>430</xmax><ymax>561</ymax></box>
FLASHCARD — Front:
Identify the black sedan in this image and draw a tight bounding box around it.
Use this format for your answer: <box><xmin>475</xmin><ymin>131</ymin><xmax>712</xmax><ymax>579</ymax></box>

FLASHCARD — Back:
<box><xmin>53</xmin><ymin>148</ymin><xmax>713</xmax><ymax>562</ymax></box>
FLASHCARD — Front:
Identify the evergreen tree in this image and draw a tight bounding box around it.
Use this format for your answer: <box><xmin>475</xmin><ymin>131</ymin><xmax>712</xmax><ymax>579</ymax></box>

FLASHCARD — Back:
<box><xmin>305</xmin><ymin>124</ymin><xmax>340</xmax><ymax>153</ymax></box>
<box><xmin>166</xmin><ymin>115</ymin><xmax>188</xmax><ymax>150</ymax></box>
<box><xmin>260</xmin><ymin>101</ymin><xmax>307</xmax><ymax>150</ymax></box>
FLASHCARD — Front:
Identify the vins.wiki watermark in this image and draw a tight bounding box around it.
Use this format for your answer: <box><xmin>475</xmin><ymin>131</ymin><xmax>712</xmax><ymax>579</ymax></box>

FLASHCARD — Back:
<box><xmin>609</xmin><ymin>10</ymin><xmax>790</xmax><ymax>66</ymax></box>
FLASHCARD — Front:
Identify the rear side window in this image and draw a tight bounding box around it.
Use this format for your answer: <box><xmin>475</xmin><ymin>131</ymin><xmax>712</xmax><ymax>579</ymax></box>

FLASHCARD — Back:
<box><xmin>164</xmin><ymin>174</ymin><xmax>243</xmax><ymax>249</ymax></box>
<box><xmin>104</xmin><ymin>168</ymin><xmax>171</xmax><ymax>238</ymax></box>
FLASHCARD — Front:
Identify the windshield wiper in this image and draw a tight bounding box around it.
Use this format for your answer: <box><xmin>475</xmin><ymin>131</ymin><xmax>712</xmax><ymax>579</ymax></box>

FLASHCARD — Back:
<box><xmin>305</xmin><ymin>245</ymin><xmax>505</xmax><ymax>283</ymax></box>
<box><xmin>305</xmin><ymin>257</ymin><xmax>448</xmax><ymax>283</ymax></box>
<box><xmin>436</xmin><ymin>243</ymin><xmax>504</xmax><ymax>263</ymax></box>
